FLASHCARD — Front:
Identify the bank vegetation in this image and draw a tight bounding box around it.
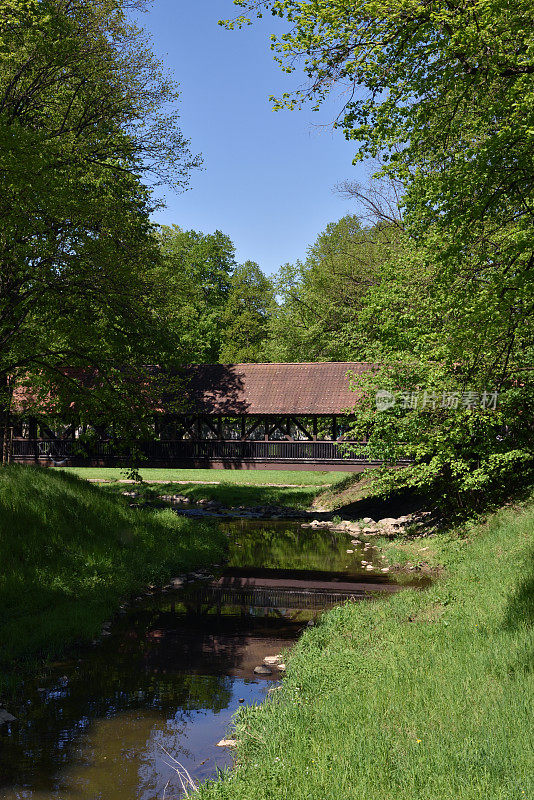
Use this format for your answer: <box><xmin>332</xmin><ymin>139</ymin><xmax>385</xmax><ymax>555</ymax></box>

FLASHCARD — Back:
<box><xmin>199</xmin><ymin>496</ymin><xmax>534</xmax><ymax>800</ymax></box>
<box><xmin>0</xmin><ymin>467</ymin><xmax>225</xmax><ymax>693</ymax></box>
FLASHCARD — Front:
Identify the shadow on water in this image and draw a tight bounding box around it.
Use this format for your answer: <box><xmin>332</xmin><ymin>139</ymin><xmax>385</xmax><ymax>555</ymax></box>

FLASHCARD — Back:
<box><xmin>0</xmin><ymin>518</ymin><xmax>426</xmax><ymax>799</ymax></box>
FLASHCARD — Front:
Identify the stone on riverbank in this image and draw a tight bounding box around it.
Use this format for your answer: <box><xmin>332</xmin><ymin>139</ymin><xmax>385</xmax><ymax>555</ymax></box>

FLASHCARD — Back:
<box><xmin>254</xmin><ymin>665</ymin><xmax>272</xmax><ymax>675</ymax></box>
<box><xmin>301</xmin><ymin>511</ymin><xmax>433</xmax><ymax>537</ymax></box>
<box><xmin>0</xmin><ymin>710</ymin><xmax>16</xmax><ymax>725</ymax></box>
<box><xmin>263</xmin><ymin>655</ymin><xmax>282</xmax><ymax>666</ymax></box>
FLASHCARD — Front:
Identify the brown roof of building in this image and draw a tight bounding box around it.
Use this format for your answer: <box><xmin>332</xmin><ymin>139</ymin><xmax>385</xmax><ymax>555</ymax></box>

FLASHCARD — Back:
<box><xmin>178</xmin><ymin>362</ymin><xmax>374</xmax><ymax>415</ymax></box>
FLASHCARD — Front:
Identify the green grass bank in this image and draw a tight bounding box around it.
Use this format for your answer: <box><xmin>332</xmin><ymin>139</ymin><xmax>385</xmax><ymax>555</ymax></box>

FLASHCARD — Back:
<box><xmin>198</xmin><ymin>499</ymin><xmax>534</xmax><ymax>800</ymax></box>
<box><xmin>58</xmin><ymin>467</ymin><xmax>352</xmax><ymax>509</ymax></box>
<box><xmin>0</xmin><ymin>466</ymin><xmax>225</xmax><ymax>693</ymax></box>
<box><xmin>102</xmin><ymin>480</ymin><xmax>321</xmax><ymax>510</ymax></box>
<box><xmin>59</xmin><ymin>467</ymin><xmax>349</xmax><ymax>486</ymax></box>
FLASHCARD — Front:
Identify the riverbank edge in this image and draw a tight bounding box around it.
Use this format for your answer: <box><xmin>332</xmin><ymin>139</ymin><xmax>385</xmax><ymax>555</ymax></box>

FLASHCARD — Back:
<box><xmin>0</xmin><ymin>467</ymin><xmax>226</xmax><ymax>697</ymax></box>
<box><xmin>98</xmin><ymin>479</ymin><xmax>325</xmax><ymax>511</ymax></box>
<box><xmin>197</xmin><ymin>496</ymin><xmax>534</xmax><ymax>800</ymax></box>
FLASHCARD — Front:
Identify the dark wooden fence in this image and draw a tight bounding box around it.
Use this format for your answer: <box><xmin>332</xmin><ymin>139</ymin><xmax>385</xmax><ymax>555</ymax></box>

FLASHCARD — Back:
<box><xmin>11</xmin><ymin>438</ymin><xmax>407</xmax><ymax>467</ymax></box>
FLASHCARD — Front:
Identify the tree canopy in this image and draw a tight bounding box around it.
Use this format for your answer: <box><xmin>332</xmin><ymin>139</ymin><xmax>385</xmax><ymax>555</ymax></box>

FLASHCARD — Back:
<box><xmin>223</xmin><ymin>1</ymin><xmax>534</xmax><ymax>368</ymax></box>
<box><xmin>2</xmin><ymin>0</ymin><xmax>532</xmax><ymax>507</ymax></box>
<box><xmin>269</xmin><ymin>214</ymin><xmax>410</xmax><ymax>362</ymax></box>
<box><xmin>151</xmin><ymin>225</ymin><xmax>236</xmax><ymax>364</ymax></box>
<box><xmin>225</xmin><ymin>0</ymin><xmax>534</xmax><ymax>238</ymax></box>
<box><xmin>220</xmin><ymin>261</ymin><xmax>274</xmax><ymax>363</ymax></box>
<box><xmin>0</xmin><ymin>0</ymin><xmax>199</xmax><ymax>439</ymax></box>
<box><xmin>222</xmin><ymin>0</ymin><xmax>534</xmax><ymax>509</ymax></box>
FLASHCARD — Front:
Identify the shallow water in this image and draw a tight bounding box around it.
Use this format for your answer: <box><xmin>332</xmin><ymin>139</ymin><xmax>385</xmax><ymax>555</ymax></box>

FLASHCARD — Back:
<box><xmin>0</xmin><ymin>519</ymin><xmax>419</xmax><ymax>799</ymax></box>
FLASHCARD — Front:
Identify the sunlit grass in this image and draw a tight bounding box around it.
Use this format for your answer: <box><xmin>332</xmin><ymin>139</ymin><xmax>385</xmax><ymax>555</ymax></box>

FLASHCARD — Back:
<box><xmin>60</xmin><ymin>466</ymin><xmax>350</xmax><ymax>508</ymax></box>
<box><xmin>198</xmin><ymin>499</ymin><xmax>534</xmax><ymax>800</ymax></box>
<box><xmin>58</xmin><ymin>467</ymin><xmax>350</xmax><ymax>486</ymax></box>
<box><xmin>101</xmin><ymin>480</ymin><xmax>320</xmax><ymax>509</ymax></box>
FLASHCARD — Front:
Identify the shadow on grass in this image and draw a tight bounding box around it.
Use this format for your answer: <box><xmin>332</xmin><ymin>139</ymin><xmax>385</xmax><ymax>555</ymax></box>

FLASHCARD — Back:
<box><xmin>500</xmin><ymin>518</ymin><xmax>534</xmax><ymax>675</ymax></box>
<box><xmin>334</xmin><ymin>487</ymin><xmax>428</xmax><ymax>522</ymax></box>
<box><xmin>0</xmin><ymin>467</ymin><xmax>225</xmax><ymax>690</ymax></box>
<box><xmin>106</xmin><ymin>481</ymin><xmax>319</xmax><ymax>510</ymax></box>
<box><xmin>324</xmin><ymin>471</ymin><xmax>534</xmax><ymax>530</ymax></box>
<box><xmin>503</xmin><ymin>552</ymin><xmax>534</xmax><ymax>631</ymax></box>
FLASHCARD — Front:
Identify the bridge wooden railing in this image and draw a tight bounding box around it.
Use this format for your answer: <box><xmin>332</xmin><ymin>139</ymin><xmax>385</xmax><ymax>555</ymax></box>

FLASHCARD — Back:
<box><xmin>11</xmin><ymin>438</ymin><xmax>390</xmax><ymax>464</ymax></box>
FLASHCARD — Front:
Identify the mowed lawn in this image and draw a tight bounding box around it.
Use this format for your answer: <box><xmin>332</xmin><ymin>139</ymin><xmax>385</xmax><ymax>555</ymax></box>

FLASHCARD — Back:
<box><xmin>57</xmin><ymin>467</ymin><xmax>350</xmax><ymax>486</ymax></box>
<box><xmin>58</xmin><ymin>467</ymin><xmax>354</xmax><ymax>509</ymax></box>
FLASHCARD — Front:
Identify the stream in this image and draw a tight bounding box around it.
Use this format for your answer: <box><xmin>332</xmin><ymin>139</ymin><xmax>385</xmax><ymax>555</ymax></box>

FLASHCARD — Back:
<box><xmin>0</xmin><ymin>518</ymin><xmax>426</xmax><ymax>799</ymax></box>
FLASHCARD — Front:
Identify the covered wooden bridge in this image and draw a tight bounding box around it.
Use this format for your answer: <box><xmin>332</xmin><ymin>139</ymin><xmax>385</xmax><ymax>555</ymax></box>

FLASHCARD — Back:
<box><xmin>11</xmin><ymin>362</ymin><xmax>395</xmax><ymax>471</ymax></box>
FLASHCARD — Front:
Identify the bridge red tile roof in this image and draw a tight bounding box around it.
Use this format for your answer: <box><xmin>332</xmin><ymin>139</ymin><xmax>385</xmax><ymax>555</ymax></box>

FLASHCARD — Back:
<box><xmin>180</xmin><ymin>362</ymin><xmax>374</xmax><ymax>415</ymax></box>
<box><xmin>11</xmin><ymin>362</ymin><xmax>375</xmax><ymax>416</ymax></box>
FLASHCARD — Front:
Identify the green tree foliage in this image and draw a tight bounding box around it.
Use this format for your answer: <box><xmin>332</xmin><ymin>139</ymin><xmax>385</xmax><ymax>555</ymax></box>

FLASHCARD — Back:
<box><xmin>0</xmin><ymin>0</ymin><xmax>199</xmax><ymax>442</ymax></box>
<box><xmin>270</xmin><ymin>198</ymin><xmax>534</xmax><ymax>510</ymax></box>
<box><xmin>270</xmin><ymin>214</ymin><xmax>409</xmax><ymax>362</ymax></box>
<box><xmin>152</xmin><ymin>225</ymin><xmax>236</xmax><ymax>364</ymax></box>
<box><xmin>219</xmin><ymin>260</ymin><xmax>274</xmax><ymax>363</ymax></box>
<box><xmin>224</xmin><ymin>0</ymin><xmax>534</xmax><ymax>509</ymax></box>
<box><xmin>225</xmin><ymin>0</ymin><xmax>534</xmax><ymax>382</ymax></box>
<box><xmin>225</xmin><ymin>0</ymin><xmax>534</xmax><ymax>264</ymax></box>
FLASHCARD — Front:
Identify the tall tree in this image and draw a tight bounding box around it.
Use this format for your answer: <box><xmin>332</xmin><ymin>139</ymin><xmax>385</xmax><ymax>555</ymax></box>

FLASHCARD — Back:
<box><xmin>269</xmin><ymin>215</ymin><xmax>408</xmax><ymax>362</ymax></box>
<box><xmin>224</xmin><ymin>0</ymin><xmax>534</xmax><ymax>509</ymax></box>
<box><xmin>225</xmin><ymin>0</ymin><xmax>534</xmax><ymax>385</ymax></box>
<box><xmin>0</xmin><ymin>0</ymin><xmax>199</xmax><ymax>445</ymax></box>
<box><xmin>152</xmin><ymin>225</ymin><xmax>235</xmax><ymax>364</ymax></box>
<box><xmin>220</xmin><ymin>261</ymin><xmax>274</xmax><ymax>363</ymax></box>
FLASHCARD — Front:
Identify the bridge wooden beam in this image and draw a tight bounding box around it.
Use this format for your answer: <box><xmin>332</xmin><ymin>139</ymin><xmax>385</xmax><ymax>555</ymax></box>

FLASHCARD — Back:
<box><xmin>291</xmin><ymin>416</ymin><xmax>314</xmax><ymax>440</ymax></box>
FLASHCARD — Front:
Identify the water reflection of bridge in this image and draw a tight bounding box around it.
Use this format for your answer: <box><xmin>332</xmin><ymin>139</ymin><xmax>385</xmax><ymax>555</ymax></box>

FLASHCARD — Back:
<box><xmin>180</xmin><ymin>569</ymin><xmax>399</xmax><ymax>615</ymax></box>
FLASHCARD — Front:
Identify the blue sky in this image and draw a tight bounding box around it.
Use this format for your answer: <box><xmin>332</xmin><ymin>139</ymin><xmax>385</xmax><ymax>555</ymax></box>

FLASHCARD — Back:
<box><xmin>139</xmin><ymin>0</ymin><xmax>370</xmax><ymax>275</ymax></box>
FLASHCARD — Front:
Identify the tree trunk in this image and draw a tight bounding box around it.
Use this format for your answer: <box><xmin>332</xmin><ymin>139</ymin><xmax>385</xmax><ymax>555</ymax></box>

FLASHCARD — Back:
<box><xmin>1</xmin><ymin>377</ymin><xmax>13</xmax><ymax>466</ymax></box>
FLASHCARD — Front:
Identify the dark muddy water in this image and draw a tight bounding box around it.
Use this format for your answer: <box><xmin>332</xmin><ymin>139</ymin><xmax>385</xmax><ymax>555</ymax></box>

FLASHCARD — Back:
<box><xmin>0</xmin><ymin>519</ymin><xmax>422</xmax><ymax>799</ymax></box>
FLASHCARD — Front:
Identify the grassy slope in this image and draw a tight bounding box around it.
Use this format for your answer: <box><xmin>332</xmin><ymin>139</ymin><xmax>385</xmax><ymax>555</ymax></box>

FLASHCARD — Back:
<box><xmin>59</xmin><ymin>468</ymin><xmax>352</xmax><ymax>509</ymax></box>
<box><xmin>59</xmin><ymin>467</ymin><xmax>350</xmax><ymax>486</ymax></box>
<box><xmin>101</xmin><ymin>480</ymin><xmax>321</xmax><ymax>509</ymax></box>
<box><xmin>0</xmin><ymin>467</ymin><xmax>225</xmax><ymax>691</ymax></box>
<box><xmin>199</xmin><ymin>500</ymin><xmax>534</xmax><ymax>800</ymax></box>
<box><xmin>311</xmin><ymin>472</ymin><xmax>371</xmax><ymax>509</ymax></box>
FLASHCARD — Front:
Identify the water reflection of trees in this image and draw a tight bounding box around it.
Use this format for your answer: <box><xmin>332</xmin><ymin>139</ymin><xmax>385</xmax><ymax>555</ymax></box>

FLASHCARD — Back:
<box><xmin>0</xmin><ymin>610</ymin><xmax>233</xmax><ymax>789</ymax></box>
<box><xmin>0</xmin><ymin>521</ymin><xmax>352</xmax><ymax>792</ymax></box>
<box><xmin>224</xmin><ymin>521</ymin><xmax>355</xmax><ymax>574</ymax></box>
